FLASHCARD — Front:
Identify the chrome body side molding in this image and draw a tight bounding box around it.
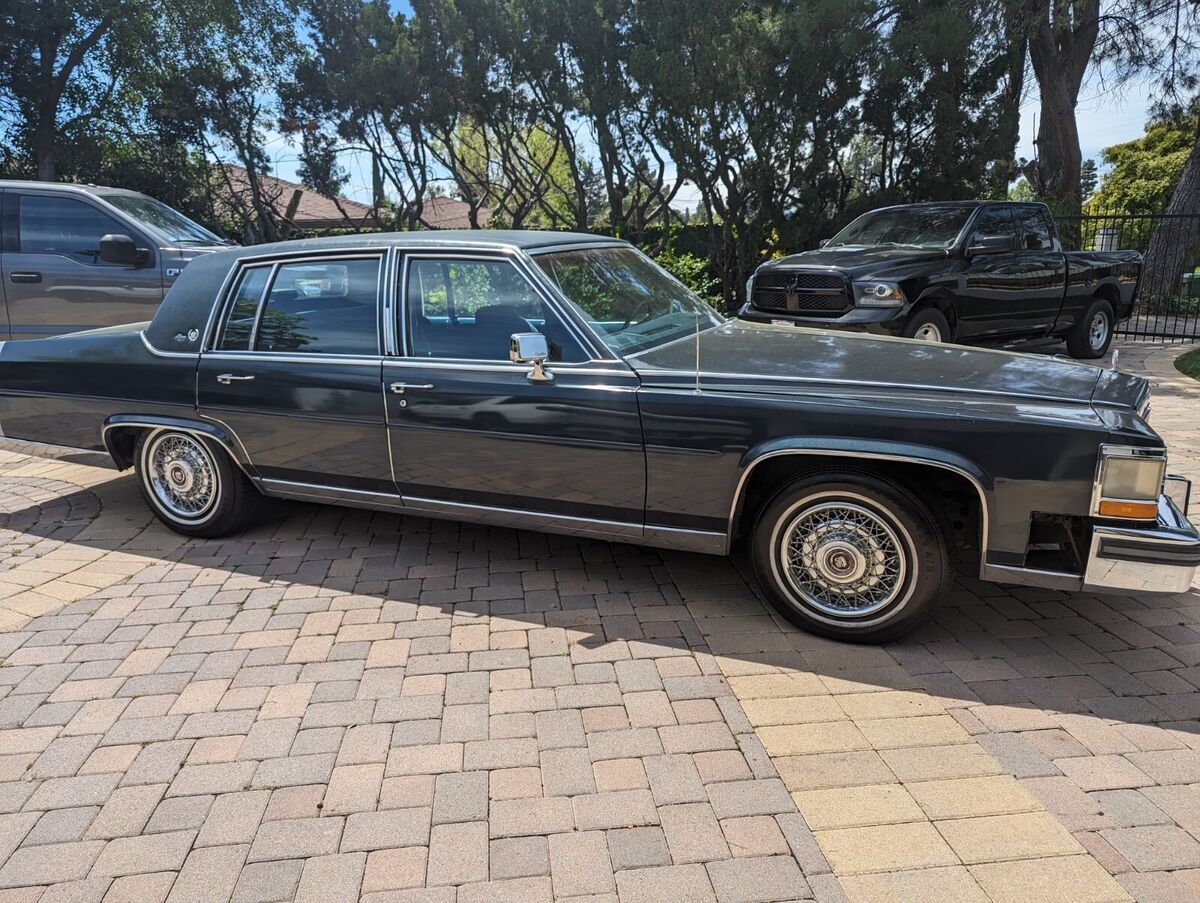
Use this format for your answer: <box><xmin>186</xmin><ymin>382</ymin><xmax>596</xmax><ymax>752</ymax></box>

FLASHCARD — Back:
<box><xmin>259</xmin><ymin>479</ymin><xmax>405</xmax><ymax>512</ymax></box>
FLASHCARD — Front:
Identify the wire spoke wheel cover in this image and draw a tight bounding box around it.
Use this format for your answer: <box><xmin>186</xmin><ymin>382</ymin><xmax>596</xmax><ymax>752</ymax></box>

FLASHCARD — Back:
<box><xmin>145</xmin><ymin>433</ymin><xmax>219</xmax><ymax>522</ymax></box>
<box><xmin>774</xmin><ymin>495</ymin><xmax>914</xmax><ymax>621</ymax></box>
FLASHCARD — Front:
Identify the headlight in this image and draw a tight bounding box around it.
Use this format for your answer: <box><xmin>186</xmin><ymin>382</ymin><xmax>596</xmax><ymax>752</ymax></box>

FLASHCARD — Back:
<box><xmin>853</xmin><ymin>281</ymin><xmax>905</xmax><ymax>307</ymax></box>
<box><xmin>1094</xmin><ymin>445</ymin><xmax>1166</xmax><ymax>520</ymax></box>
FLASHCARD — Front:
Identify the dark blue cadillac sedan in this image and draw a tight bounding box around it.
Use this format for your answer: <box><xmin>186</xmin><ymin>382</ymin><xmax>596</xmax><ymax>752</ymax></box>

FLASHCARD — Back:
<box><xmin>0</xmin><ymin>231</ymin><xmax>1196</xmax><ymax>642</ymax></box>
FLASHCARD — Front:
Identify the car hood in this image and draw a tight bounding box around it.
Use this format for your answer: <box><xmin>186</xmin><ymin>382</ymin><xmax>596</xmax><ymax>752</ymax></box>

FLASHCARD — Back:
<box><xmin>764</xmin><ymin>246</ymin><xmax>947</xmax><ymax>278</ymax></box>
<box><xmin>629</xmin><ymin>321</ymin><xmax>1119</xmax><ymax>407</ymax></box>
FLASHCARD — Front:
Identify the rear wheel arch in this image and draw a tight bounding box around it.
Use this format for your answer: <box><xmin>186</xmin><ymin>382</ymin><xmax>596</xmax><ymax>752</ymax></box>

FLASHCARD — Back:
<box><xmin>103</xmin><ymin>416</ymin><xmax>253</xmax><ymax>477</ymax></box>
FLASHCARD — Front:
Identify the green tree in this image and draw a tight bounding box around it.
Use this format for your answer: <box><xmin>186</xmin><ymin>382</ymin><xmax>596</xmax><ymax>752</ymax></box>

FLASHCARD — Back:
<box><xmin>1080</xmin><ymin>158</ymin><xmax>1097</xmax><ymax>199</ymax></box>
<box><xmin>1090</xmin><ymin>113</ymin><xmax>1197</xmax><ymax>214</ymax></box>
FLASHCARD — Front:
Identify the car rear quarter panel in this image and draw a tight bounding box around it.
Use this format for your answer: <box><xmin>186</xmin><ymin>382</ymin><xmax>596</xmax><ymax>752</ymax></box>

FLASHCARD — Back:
<box><xmin>0</xmin><ymin>330</ymin><xmax>197</xmax><ymax>451</ymax></box>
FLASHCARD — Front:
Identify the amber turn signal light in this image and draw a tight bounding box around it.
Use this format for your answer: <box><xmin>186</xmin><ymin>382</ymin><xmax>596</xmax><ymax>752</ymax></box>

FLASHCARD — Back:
<box><xmin>1098</xmin><ymin>500</ymin><xmax>1158</xmax><ymax>519</ymax></box>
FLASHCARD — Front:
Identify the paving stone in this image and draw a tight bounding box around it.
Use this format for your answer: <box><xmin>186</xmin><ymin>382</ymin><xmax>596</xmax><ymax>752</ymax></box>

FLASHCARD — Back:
<box><xmin>548</xmin><ymin>830</ymin><xmax>614</xmax><ymax>896</ymax></box>
<box><xmin>427</xmin><ymin>820</ymin><xmax>489</xmax><ymax>886</ymax></box>
<box><xmin>0</xmin><ymin>840</ymin><xmax>105</xmax><ymax>888</ymax></box>
<box><xmin>294</xmin><ymin>852</ymin><xmax>365</xmax><ymax>902</ymax></box>
<box><xmin>341</xmin><ymin>808</ymin><xmax>431</xmax><ymax>851</ymax></box>
<box><xmin>936</xmin><ymin>811</ymin><xmax>1082</xmax><ymax>864</ymax></box>
<box><xmin>814</xmin><ymin>821</ymin><xmax>958</xmax><ymax>875</ymax></box>
<box><xmin>615</xmin><ymin>864</ymin><xmax>716</xmax><ymax>903</ymax></box>
<box><xmin>607</xmin><ymin>826</ymin><xmax>671</xmax><ymax>870</ymax></box>
<box><xmin>793</xmin><ymin>783</ymin><xmax>925</xmax><ymax>831</ymax></box>
<box><xmin>195</xmin><ymin>790</ymin><xmax>270</xmax><ymax>847</ymax></box>
<box><xmin>706</xmin><ymin>779</ymin><xmax>794</xmax><ymax>818</ymax></box>
<box><xmin>1055</xmin><ymin>755</ymin><xmax>1154</xmax><ymax>791</ymax></box>
<box><xmin>322</xmin><ymin>763</ymin><xmax>383</xmax><ymax>816</ymax></box>
<box><xmin>490</xmin><ymin>797</ymin><xmax>575</xmax><ymax>837</ymax></box>
<box><xmin>574</xmin><ymin>789</ymin><xmax>660</xmax><ymax>830</ymax></box>
<box><xmin>362</xmin><ymin>846</ymin><xmax>427</xmax><ymax>893</ymax></box>
<box><xmin>839</xmin><ymin>865</ymin><xmax>988</xmax><ymax>902</ymax></box>
<box><xmin>432</xmin><ymin>770</ymin><xmax>488</xmax><ymax>824</ymax></box>
<box><xmin>660</xmin><ymin>802</ymin><xmax>730</xmax><ymax>863</ymax></box>
<box><xmin>166</xmin><ymin>843</ymin><xmax>248</xmax><ymax>903</ymax></box>
<box><xmin>906</xmin><ymin>775</ymin><xmax>1039</xmax><ymax>821</ymax></box>
<box><xmin>231</xmin><ymin>857</ymin><xmax>305</xmax><ymax>902</ymax></box>
<box><xmin>1100</xmin><ymin>824</ymin><xmax>1200</xmax><ymax>871</ymax></box>
<box><xmin>490</xmin><ymin>836</ymin><xmax>550</xmax><ymax>880</ymax></box>
<box><xmin>969</xmin><ymin>854</ymin><xmax>1131</xmax><ymax>903</ymax></box>
<box><xmin>1090</xmin><ymin>789</ymin><xmax>1171</xmax><ymax>827</ymax></box>
<box><xmin>706</xmin><ymin>855</ymin><xmax>809</xmax><ymax>903</ymax></box>
<box><xmin>457</xmin><ymin>875</ymin><xmax>552</xmax><ymax>903</ymax></box>
<box><xmin>540</xmin><ymin>747</ymin><xmax>597</xmax><ymax>797</ymax></box>
<box><xmin>247</xmin><ymin>817</ymin><xmax>343</xmax><ymax>861</ymax></box>
<box><xmin>91</xmin><ymin>830</ymin><xmax>195</xmax><ymax>878</ymax></box>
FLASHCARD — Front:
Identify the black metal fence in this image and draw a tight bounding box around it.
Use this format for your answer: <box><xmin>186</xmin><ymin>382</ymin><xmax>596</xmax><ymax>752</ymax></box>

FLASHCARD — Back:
<box><xmin>1057</xmin><ymin>209</ymin><xmax>1200</xmax><ymax>342</ymax></box>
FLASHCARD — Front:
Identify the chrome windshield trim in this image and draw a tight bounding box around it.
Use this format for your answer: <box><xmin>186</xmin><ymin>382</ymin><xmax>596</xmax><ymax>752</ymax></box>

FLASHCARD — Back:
<box><xmin>728</xmin><ymin>448</ymin><xmax>990</xmax><ymax>564</ymax></box>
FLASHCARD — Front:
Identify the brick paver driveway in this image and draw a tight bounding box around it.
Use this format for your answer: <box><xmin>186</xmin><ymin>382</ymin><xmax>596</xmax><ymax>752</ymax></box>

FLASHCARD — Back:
<box><xmin>0</xmin><ymin>341</ymin><xmax>1198</xmax><ymax>902</ymax></box>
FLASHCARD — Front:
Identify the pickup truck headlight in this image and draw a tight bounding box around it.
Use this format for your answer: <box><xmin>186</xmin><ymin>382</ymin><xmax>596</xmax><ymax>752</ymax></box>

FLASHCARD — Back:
<box><xmin>853</xmin><ymin>281</ymin><xmax>905</xmax><ymax>307</ymax></box>
<box><xmin>1094</xmin><ymin>445</ymin><xmax>1166</xmax><ymax>520</ymax></box>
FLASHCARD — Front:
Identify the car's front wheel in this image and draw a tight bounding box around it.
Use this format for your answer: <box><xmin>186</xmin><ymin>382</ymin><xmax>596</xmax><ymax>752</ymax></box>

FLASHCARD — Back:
<box><xmin>751</xmin><ymin>472</ymin><xmax>949</xmax><ymax>642</ymax></box>
<box><xmin>902</xmin><ymin>308</ymin><xmax>952</xmax><ymax>344</ymax></box>
<box><xmin>134</xmin><ymin>429</ymin><xmax>261</xmax><ymax>537</ymax></box>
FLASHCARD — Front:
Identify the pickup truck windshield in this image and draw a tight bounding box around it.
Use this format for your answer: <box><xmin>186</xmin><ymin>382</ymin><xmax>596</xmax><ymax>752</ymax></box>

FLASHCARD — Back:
<box><xmin>535</xmin><ymin>247</ymin><xmax>724</xmax><ymax>356</ymax></box>
<box><xmin>96</xmin><ymin>192</ymin><xmax>228</xmax><ymax>247</ymax></box>
<box><xmin>827</xmin><ymin>205</ymin><xmax>974</xmax><ymax>250</ymax></box>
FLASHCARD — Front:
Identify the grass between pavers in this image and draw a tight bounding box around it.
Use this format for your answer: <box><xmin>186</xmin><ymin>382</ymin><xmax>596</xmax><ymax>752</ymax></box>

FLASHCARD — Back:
<box><xmin>1177</xmin><ymin>347</ymin><xmax>1200</xmax><ymax>381</ymax></box>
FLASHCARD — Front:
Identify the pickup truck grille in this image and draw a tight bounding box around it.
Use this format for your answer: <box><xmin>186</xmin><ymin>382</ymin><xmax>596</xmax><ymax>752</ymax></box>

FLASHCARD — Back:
<box><xmin>751</xmin><ymin>270</ymin><xmax>851</xmax><ymax>317</ymax></box>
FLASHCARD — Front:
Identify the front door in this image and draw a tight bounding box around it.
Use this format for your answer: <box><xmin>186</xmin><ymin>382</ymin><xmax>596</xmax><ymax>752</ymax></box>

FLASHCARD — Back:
<box><xmin>1</xmin><ymin>191</ymin><xmax>163</xmax><ymax>339</ymax></box>
<box><xmin>956</xmin><ymin>205</ymin><xmax>1030</xmax><ymax>339</ymax></box>
<box><xmin>384</xmin><ymin>253</ymin><xmax>646</xmax><ymax>530</ymax></box>
<box><xmin>197</xmin><ymin>253</ymin><xmax>394</xmax><ymax>498</ymax></box>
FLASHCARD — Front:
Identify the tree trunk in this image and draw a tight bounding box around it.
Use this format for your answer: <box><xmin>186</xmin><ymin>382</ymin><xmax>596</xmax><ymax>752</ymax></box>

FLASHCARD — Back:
<box><xmin>1142</xmin><ymin>125</ymin><xmax>1200</xmax><ymax>309</ymax></box>
<box><xmin>1023</xmin><ymin>0</ymin><xmax>1099</xmax><ymax>232</ymax></box>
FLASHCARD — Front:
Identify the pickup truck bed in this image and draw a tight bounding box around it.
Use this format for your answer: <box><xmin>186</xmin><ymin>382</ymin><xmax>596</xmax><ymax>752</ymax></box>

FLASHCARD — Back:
<box><xmin>740</xmin><ymin>201</ymin><xmax>1141</xmax><ymax>359</ymax></box>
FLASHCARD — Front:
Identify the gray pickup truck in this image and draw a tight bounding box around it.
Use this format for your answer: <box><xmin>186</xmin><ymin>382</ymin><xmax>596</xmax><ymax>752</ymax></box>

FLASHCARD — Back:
<box><xmin>0</xmin><ymin>181</ymin><xmax>232</xmax><ymax>339</ymax></box>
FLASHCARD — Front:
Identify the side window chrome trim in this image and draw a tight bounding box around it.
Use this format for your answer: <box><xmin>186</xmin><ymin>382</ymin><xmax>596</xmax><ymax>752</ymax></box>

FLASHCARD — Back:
<box><xmin>396</xmin><ymin>250</ymin><xmax>608</xmax><ymax>363</ymax></box>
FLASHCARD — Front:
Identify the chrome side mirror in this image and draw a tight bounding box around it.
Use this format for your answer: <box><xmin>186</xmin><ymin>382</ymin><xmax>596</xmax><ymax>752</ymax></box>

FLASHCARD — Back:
<box><xmin>509</xmin><ymin>332</ymin><xmax>554</xmax><ymax>383</ymax></box>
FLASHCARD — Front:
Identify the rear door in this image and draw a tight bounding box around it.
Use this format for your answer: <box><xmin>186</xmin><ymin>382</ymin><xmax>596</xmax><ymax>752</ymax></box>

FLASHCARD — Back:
<box><xmin>197</xmin><ymin>252</ymin><xmax>395</xmax><ymax>500</ymax></box>
<box><xmin>2</xmin><ymin>190</ymin><xmax>163</xmax><ymax>339</ymax></box>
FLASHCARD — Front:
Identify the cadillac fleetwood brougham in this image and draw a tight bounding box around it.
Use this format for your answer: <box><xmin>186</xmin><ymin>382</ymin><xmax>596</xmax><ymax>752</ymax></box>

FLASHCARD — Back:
<box><xmin>0</xmin><ymin>232</ymin><xmax>1196</xmax><ymax>642</ymax></box>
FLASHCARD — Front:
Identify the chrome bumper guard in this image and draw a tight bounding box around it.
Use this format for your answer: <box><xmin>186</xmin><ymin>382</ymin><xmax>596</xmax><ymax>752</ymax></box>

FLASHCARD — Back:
<box><xmin>1083</xmin><ymin>480</ymin><xmax>1200</xmax><ymax>594</ymax></box>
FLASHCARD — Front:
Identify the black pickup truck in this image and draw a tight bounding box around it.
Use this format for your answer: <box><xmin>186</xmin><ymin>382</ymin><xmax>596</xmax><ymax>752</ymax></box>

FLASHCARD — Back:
<box><xmin>740</xmin><ymin>201</ymin><xmax>1141</xmax><ymax>358</ymax></box>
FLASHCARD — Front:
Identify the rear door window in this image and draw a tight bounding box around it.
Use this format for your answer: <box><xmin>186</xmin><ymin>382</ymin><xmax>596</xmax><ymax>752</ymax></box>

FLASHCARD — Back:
<box><xmin>1015</xmin><ymin>206</ymin><xmax>1055</xmax><ymax>251</ymax></box>
<box><xmin>215</xmin><ymin>256</ymin><xmax>382</xmax><ymax>356</ymax></box>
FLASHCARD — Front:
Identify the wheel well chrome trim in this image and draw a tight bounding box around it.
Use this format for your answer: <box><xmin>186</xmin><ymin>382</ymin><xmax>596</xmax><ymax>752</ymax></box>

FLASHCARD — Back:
<box><xmin>101</xmin><ymin>419</ymin><xmax>255</xmax><ymax>481</ymax></box>
<box><xmin>728</xmin><ymin>448</ymin><xmax>990</xmax><ymax>568</ymax></box>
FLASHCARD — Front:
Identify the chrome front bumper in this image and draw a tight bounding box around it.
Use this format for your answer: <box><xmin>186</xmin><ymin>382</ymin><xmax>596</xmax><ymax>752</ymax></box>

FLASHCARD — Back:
<box><xmin>1083</xmin><ymin>484</ymin><xmax>1200</xmax><ymax>594</ymax></box>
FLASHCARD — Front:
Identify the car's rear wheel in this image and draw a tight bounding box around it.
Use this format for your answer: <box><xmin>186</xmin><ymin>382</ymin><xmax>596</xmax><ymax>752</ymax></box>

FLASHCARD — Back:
<box><xmin>134</xmin><ymin>429</ymin><xmax>260</xmax><ymax>537</ymax></box>
<box><xmin>902</xmin><ymin>308</ymin><xmax>951</xmax><ymax>344</ymax></box>
<box><xmin>751</xmin><ymin>472</ymin><xmax>949</xmax><ymax>642</ymax></box>
<box><xmin>1066</xmin><ymin>297</ymin><xmax>1114</xmax><ymax>359</ymax></box>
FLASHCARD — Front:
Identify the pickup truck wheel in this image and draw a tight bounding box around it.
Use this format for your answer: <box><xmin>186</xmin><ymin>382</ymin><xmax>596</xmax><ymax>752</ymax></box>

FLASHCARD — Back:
<box><xmin>751</xmin><ymin>472</ymin><xmax>949</xmax><ymax>642</ymax></box>
<box><xmin>134</xmin><ymin>429</ymin><xmax>260</xmax><ymax>537</ymax></box>
<box><xmin>902</xmin><ymin>308</ymin><xmax>951</xmax><ymax>343</ymax></box>
<box><xmin>1066</xmin><ymin>298</ymin><xmax>1115</xmax><ymax>359</ymax></box>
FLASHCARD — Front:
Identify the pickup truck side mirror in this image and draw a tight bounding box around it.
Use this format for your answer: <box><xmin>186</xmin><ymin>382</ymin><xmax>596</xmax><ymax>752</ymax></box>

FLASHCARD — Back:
<box><xmin>99</xmin><ymin>233</ymin><xmax>150</xmax><ymax>267</ymax></box>
<box><xmin>966</xmin><ymin>234</ymin><xmax>1015</xmax><ymax>256</ymax></box>
<box><xmin>818</xmin><ymin>238</ymin><xmax>830</xmax><ymax>248</ymax></box>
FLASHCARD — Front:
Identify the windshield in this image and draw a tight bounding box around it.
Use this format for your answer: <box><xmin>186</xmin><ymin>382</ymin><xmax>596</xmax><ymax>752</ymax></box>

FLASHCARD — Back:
<box><xmin>534</xmin><ymin>246</ymin><xmax>724</xmax><ymax>356</ymax></box>
<box><xmin>97</xmin><ymin>192</ymin><xmax>228</xmax><ymax>246</ymax></box>
<box><xmin>826</xmin><ymin>205</ymin><xmax>974</xmax><ymax>250</ymax></box>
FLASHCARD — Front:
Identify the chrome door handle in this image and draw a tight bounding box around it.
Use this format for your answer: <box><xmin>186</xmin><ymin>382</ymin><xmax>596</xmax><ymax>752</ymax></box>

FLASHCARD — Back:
<box><xmin>216</xmin><ymin>373</ymin><xmax>255</xmax><ymax>385</ymax></box>
<box><xmin>389</xmin><ymin>382</ymin><xmax>434</xmax><ymax>394</ymax></box>
<box><xmin>9</xmin><ymin>272</ymin><xmax>41</xmax><ymax>284</ymax></box>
